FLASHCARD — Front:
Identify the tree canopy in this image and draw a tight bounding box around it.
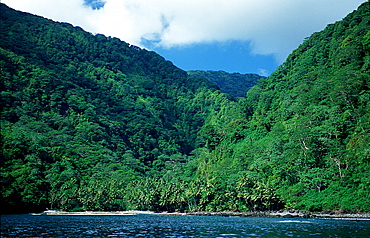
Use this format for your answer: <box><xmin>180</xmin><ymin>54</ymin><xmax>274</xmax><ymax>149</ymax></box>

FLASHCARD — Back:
<box><xmin>1</xmin><ymin>2</ymin><xmax>369</xmax><ymax>213</ymax></box>
<box><xmin>187</xmin><ymin>70</ymin><xmax>263</xmax><ymax>98</ymax></box>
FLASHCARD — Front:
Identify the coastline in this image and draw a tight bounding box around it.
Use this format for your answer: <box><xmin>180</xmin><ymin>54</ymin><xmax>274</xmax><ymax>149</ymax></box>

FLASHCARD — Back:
<box><xmin>185</xmin><ymin>211</ymin><xmax>370</xmax><ymax>220</ymax></box>
<box><xmin>30</xmin><ymin>210</ymin><xmax>370</xmax><ymax>220</ymax></box>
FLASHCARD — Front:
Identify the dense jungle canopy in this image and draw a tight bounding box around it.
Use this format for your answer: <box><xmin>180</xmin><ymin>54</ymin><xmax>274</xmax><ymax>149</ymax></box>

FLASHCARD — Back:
<box><xmin>187</xmin><ymin>70</ymin><xmax>264</xmax><ymax>98</ymax></box>
<box><xmin>1</xmin><ymin>2</ymin><xmax>369</xmax><ymax>214</ymax></box>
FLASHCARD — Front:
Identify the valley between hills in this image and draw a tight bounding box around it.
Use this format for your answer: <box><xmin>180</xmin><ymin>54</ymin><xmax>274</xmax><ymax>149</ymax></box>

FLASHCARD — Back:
<box><xmin>1</xmin><ymin>2</ymin><xmax>369</xmax><ymax>214</ymax></box>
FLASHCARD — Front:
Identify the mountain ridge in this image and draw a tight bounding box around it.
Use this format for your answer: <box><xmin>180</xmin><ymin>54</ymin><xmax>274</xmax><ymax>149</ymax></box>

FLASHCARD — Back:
<box><xmin>187</xmin><ymin>70</ymin><xmax>264</xmax><ymax>98</ymax></box>
<box><xmin>0</xmin><ymin>2</ymin><xmax>225</xmax><ymax>213</ymax></box>
<box><xmin>1</xmin><ymin>2</ymin><xmax>369</xmax><ymax>213</ymax></box>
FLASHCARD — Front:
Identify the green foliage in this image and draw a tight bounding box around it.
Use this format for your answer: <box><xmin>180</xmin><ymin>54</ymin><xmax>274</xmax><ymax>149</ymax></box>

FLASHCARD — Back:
<box><xmin>188</xmin><ymin>70</ymin><xmax>264</xmax><ymax>98</ymax></box>
<box><xmin>1</xmin><ymin>2</ymin><xmax>369</xmax><ymax>213</ymax></box>
<box><xmin>193</xmin><ymin>1</ymin><xmax>370</xmax><ymax>212</ymax></box>
<box><xmin>0</xmin><ymin>3</ymin><xmax>220</xmax><ymax>213</ymax></box>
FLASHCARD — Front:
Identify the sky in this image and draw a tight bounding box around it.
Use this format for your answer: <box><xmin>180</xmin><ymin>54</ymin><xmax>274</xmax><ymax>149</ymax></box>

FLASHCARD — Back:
<box><xmin>2</xmin><ymin>0</ymin><xmax>365</xmax><ymax>76</ymax></box>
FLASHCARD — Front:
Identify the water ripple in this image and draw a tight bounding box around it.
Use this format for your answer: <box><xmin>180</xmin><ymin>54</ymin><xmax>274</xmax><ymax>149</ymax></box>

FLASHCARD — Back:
<box><xmin>1</xmin><ymin>214</ymin><xmax>370</xmax><ymax>237</ymax></box>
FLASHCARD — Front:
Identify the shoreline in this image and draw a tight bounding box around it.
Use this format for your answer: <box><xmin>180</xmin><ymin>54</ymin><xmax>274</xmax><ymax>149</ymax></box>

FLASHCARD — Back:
<box><xmin>29</xmin><ymin>210</ymin><xmax>370</xmax><ymax>220</ymax></box>
<box><xmin>184</xmin><ymin>211</ymin><xmax>370</xmax><ymax>220</ymax></box>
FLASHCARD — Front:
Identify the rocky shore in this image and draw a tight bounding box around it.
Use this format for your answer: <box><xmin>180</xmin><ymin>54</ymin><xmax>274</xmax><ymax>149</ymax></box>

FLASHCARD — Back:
<box><xmin>30</xmin><ymin>210</ymin><xmax>370</xmax><ymax>220</ymax></box>
<box><xmin>185</xmin><ymin>210</ymin><xmax>370</xmax><ymax>220</ymax></box>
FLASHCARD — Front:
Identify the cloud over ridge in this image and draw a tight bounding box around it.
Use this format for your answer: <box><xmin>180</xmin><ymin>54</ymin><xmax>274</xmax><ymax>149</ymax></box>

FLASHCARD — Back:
<box><xmin>3</xmin><ymin>0</ymin><xmax>364</xmax><ymax>62</ymax></box>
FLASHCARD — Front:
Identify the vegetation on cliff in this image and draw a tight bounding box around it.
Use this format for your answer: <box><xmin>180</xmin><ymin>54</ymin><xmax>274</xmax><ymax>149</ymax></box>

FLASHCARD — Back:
<box><xmin>1</xmin><ymin>2</ymin><xmax>369</xmax><ymax>213</ymax></box>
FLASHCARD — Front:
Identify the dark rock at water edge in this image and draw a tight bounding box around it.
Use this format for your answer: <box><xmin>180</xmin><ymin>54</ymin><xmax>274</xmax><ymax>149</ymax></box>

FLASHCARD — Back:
<box><xmin>186</xmin><ymin>211</ymin><xmax>370</xmax><ymax>220</ymax></box>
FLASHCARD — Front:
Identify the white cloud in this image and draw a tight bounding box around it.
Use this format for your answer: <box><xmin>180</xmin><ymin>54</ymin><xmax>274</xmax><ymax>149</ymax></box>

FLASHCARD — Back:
<box><xmin>2</xmin><ymin>0</ymin><xmax>364</xmax><ymax>62</ymax></box>
<box><xmin>258</xmin><ymin>68</ymin><xmax>269</xmax><ymax>77</ymax></box>
<box><xmin>2</xmin><ymin>0</ymin><xmax>98</xmax><ymax>33</ymax></box>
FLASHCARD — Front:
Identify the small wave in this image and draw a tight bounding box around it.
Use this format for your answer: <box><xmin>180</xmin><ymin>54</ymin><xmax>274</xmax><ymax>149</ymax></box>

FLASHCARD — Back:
<box><xmin>278</xmin><ymin>220</ymin><xmax>312</xmax><ymax>223</ymax></box>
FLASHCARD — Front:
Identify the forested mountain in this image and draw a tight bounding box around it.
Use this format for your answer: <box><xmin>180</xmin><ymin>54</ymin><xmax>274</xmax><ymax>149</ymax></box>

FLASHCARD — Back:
<box><xmin>193</xmin><ymin>1</ymin><xmax>370</xmax><ymax>212</ymax></box>
<box><xmin>0</xmin><ymin>3</ymin><xmax>225</xmax><ymax>213</ymax></box>
<box><xmin>1</xmin><ymin>1</ymin><xmax>369</xmax><ymax>214</ymax></box>
<box><xmin>187</xmin><ymin>70</ymin><xmax>264</xmax><ymax>98</ymax></box>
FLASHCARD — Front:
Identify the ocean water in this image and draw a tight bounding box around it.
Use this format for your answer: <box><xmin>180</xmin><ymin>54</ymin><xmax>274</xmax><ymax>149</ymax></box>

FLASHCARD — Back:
<box><xmin>1</xmin><ymin>214</ymin><xmax>369</xmax><ymax>237</ymax></box>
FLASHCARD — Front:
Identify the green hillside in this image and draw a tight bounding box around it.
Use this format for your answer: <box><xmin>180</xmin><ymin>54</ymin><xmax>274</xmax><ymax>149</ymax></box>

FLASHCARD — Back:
<box><xmin>1</xmin><ymin>2</ymin><xmax>369</xmax><ymax>214</ymax></box>
<box><xmin>193</xmin><ymin>1</ymin><xmax>370</xmax><ymax>212</ymax></box>
<box><xmin>187</xmin><ymin>70</ymin><xmax>264</xmax><ymax>98</ymax></box>
<box><xmin>0</xmin><ymin>3</ymin><xmax>225</xmax><ymax>213</ymax></box>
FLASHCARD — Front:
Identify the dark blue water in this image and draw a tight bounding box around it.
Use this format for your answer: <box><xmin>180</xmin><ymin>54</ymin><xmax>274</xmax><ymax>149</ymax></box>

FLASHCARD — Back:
<box><xmin>1</xmin><ymin>214</ymin><xmax>369</xmax><ymax>237</ymax></box>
